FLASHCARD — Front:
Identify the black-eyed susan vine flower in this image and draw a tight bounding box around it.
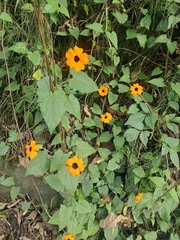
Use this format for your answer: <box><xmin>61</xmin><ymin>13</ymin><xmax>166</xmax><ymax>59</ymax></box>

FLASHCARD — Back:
<box><xmin>136</xmin><ymin>193</ymin><xmax>143</xmax><ymax>204</ymax></box>
<box><xmin>130</xmin><ymin>83</ymin><xmax>143</xmax><ymax>96</ymax></box>
<box><xmin>26</xmin><ymin>140</ymin><xmax>39</xmax><ymax>159</ymax></box>
<box><xmin>98</xmin><ymin>86</ymin><xmax>109</xmax><ymax>96</ymax></box>
<box><xmin>65</xmin><ymin>46</ymin><xmax>88</xmax><ymax>72</ymax></box>
<box><xmin>66</xmin><ymin>156</ymin><xmax>85</xmax><ymax>176</ymax></box>
<box><xmin>63</xmin><ymin>234</ymin><xmax>75</xmax><ymax>240</ymax></box>
<box><xmin>100</xmin><ymin>112</ymin><xmax>112</xmax><ymax>123</ymax></box>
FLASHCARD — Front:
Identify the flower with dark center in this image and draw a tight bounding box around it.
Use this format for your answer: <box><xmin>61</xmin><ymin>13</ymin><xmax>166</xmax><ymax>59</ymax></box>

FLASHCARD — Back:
<box><xmin>65</xmin><ymin>46</ymin><xmax>88</xmax><ymax>72</ymax></box>
<box><xmin>63</xmin><ymin>234</ymin><xmax>75</xmax><ymax>240</ymax></box>
<box><xmin>98</xmin><ymin>86</ymin><xmax>109</xmax><ymax>96</ymax></box>
<box><xmin>26</xmin><ymin>140</ymin><xmax>39</xmax><ymax>159</ymax></box>
<box><xmin>100</xmin><ymin>112</ymin><xmax>112</xmax><ymax>123</ymax></box>
<box><xmin>66</xmin><ymin>156</ymin><xmax>85</xmax><ymax>176</ymax></box>
<box><xmin>130</xmin><ymin>83</ymin><xmax>143</xmax><ymax>96</ymax></box>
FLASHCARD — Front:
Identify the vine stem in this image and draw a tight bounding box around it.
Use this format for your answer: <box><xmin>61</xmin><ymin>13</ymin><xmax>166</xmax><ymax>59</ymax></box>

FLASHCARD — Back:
<box><xmin>1</xmin><ymin>2</ymin><xmax>25</xmax><ymax>158</ymax></box>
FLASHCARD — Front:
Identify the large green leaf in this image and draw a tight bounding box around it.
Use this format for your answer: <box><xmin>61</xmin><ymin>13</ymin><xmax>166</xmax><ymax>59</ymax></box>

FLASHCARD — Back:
<box><xmin>69</xmin><ymin>70</ymin><xmax>98</xmax><ymax>94</ymax></box>
<box><xmin>65</xmin><ymin>94</ymin><xmax>81</xmax><ymax>120</ymax></box>
<box><xmin>106</xmin><ymin>31</ymin><xmax>118</xmax><ymax>49</ymax></box>
<box><xmin>49</xmin><ymin>205</ymin><xmax>73</xmax><ymax>231</ymax></box>
<box><xmin>26</xmin><ymin>151</ymin><xmax>50</xmax><ymax>175</ymax></box>
<box><xmin>76</xmin><ymin>140</ymin><xmax>96</xmax><ymax>158</ymax></box>
<box><xmin>37</xmin><ymin>84</ymin><xmax>67</xmax><ymax>133</ymax></box>
<box><xmin>44</xmin><ymin>173</ymin><xmax>64</xmax><ymax>193</ymax></box>
<box><xmin>124</xmin><ymin>128</ymin><xmax>140</xmax><ymax>142</ymax></box>
<box><xmin>0</xmin><ymin>141</ymin><xmax>10</xmax><ymax>156</ymax></box>
<box><xmin>169</xmin><ymin>148</ymin><xmax>179</xmax><ymax>169</ymax></box>
<box><xmin>58</xmin><ymin>165</ymin><xmax>79</xmax><ymax>195</ymax></box>
<box><xmin>0</xmin><ymin>12</ymin><xmax>12</xmax><ymax>22</ymax></box>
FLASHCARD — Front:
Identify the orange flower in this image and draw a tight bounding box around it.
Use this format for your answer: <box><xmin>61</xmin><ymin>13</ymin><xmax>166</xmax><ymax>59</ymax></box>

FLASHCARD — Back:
<box><xmin>98</xmin><ymin>86</ymin><xmax>109</xmax><ymax>96</ymax></box>
<box><xmin>26</xmin><ymin>140</ymin><xmax>39</xmax><ymax>159</ymax></box>
<box><xmin>66</xmin><ymin>156</ymin><xmax>85</xmax><ymax>176</ymax></box>
<box><xmin>100</xmin><ymin>112</ymin><xmax>112</xmax><ymax>123</ymax></box>
<box><xmin>63</xmin><ymin>234</ymin><xmax>75</xmax><ymax>240</ymax></box>
<box><xmin>65</xmin><ymin>46</ymin><xmax>88</xmax><ymax>72</ymax></box>
<box><xmin>135</xmin><ymin>193</ymin><xmax>143</xmax><ymax>204</ymax></box>
<box><xmin>130</xmin><ymin>83</ymin><xmax>143</xmax><ymax>96</ymax></box>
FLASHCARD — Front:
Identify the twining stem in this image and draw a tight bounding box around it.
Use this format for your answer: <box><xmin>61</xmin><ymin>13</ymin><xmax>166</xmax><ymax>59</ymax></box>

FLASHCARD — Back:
<box><xmin>34</xmin><ymin>0</ymin><xmax>66</xmax><ymax>152</ymax></box>
<box><xmin>1</xmin><ymin>2</ymin><xmax>25</xmax><ymax>158</ymax></box>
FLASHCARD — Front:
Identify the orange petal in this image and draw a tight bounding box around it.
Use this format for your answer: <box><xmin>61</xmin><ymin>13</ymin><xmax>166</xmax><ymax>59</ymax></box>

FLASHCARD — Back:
<box><xmin>74</xmin><ymin>61</ymin><xmax>85</xmax><ymax>72</ymax></box>
<box><xmin>80</xmin><ymin>53</ymin><xmax>89</xmax><ymax>64</ymax></box>
<box><xmin>65</xmin><ymin>49</ymin><xmax>75</xmax><ymax>59</ymax></box>
<box><xmin>66</xmin><ymin>59</ymin><xmax>75</xmax><ymax>68</ymax></box>
<box><xmin>74</xmin><ymin>46</ymin><xmax>83</xmax><ymax>55</ymax></box>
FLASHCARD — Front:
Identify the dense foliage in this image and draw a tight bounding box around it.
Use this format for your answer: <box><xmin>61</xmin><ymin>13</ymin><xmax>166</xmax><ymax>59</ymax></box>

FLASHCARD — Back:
<box><xmin>1</xmin><ymin>0</ymin><xmax>180</xmax><ymax>239</ymax></box>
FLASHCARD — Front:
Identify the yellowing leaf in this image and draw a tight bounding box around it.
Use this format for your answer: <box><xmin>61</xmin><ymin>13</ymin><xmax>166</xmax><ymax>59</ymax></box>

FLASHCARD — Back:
<box><xmin>33</xmin><ymin>69</ymin><xmax>42</xmax><ymax>80</ymax></box>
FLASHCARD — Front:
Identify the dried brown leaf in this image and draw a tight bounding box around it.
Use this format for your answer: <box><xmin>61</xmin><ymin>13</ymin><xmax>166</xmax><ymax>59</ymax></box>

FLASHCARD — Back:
<box><xmin>84</xmin><ymin>104</ymin><xmax>91</xmax><ymax>117</ymax></box>
<box><xmin>136</xmin><ymin>235</ymin><xmax>142</xmax><ymax>240</ymax></box>
<box><xmin>99</xmin><ymin>212</ymin><xmax>133</xmax><ymax>228</ymax></box>
<box><xmin>18</xmin><ymin>155</ymin><xmax>30</xmax><ymax>169</ymax></box>
<box><xmin>0</xmin><ymin>203</ymin><xmax>7</xmax><ymax>210</ymax></box>
<box><xmin>26</xmin><ymin>210</ymin><xmax>38</xmax><ymax>220</ymax></box>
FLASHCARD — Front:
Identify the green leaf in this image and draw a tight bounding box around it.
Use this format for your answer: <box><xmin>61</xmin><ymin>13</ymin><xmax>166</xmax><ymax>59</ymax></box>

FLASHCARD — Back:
<box><xmin>4</xmin><ymin>81</ymin><xmax>20</xmax><ymax>91</ymax></box>
<box><xmin>169</xmin><ymin>187</ymin><xmax>179</xmax><ymax>203</ymax></box>
<box><xmin>91</xmin><ymin>103</ymin><xmax>102</xmax><ymax>115</ymax></box>
<box><xmin>69</xmin><ymin>70</ymin><xmax>98</xmax><ymax>94</ymax></box>
<box><xmin>133</xmin><ymin>166</ymin><xmax>145</xmax><ymax>178</ymax></box>
<box><xmin>44</xmin><ymin>173</ymin><xmax>64</xmax><ymax>192</ymax></box>
<box><xmin>10</xmin><ymin>186</ymin><xmax>20</xmax><ymax>201</ymax></box>
<box><xmin>69</xmin><ymin>27</ymin><xmax>79</xmax><ymax>40</ymax></box>
<box><xmin>65</xmin><ymin>94</ymin><xmax>81</xmax><ymax>120</ymax></box>
<box><xmin>167</xmin><ymin>41</ymin><xmax>177</xmax><ymax>54</ymax></box>
<box><xmin>148</xmin><ymin>78</ymin><xmax>165</xmax><ymax>87</ymax></box>
<box><xmin>82</xmin><ymin>179</ymin><xmax>93</xmax><ymax>197</ymax></box>
<box><xmin>22</xmin><ymin>3</ymin><xmax>34</xmax><ymax>11</ymax></box>
<box><xmin>97</xmin><ymin>132</ymin><xmax>112</xmax><ymax>142</ymax></box>
<box><xmin>0</xmin><ymin>12</ymin><xmax>12</xmax><ymax>22</ymax></box>
<box><xmin>118</xmin><ymin>84</ymin><xmax>129</xmax><ymax>93</ymax></box>
<box><xmin>171</xmin><ymin>82</ymin><xmax>180</xmax><ymax>97</ymax></box>
<box><xmin>1</xmin><ymin>177</ymin><xmax>14</xmax><ymax>187</ymax></box>
<box><xmin>27</xmin><ymin>51</ymin><xmax>40</xmax><ymax>65</ymax></box>
<box><xmin>140</xmin><ymin>14</ymin><xmax>151</xmax><ymax>28</ymax></box>
<box><xmin>58</xmin><ymin>165</ymin><xmax>79</xmax><ymax>195</ymax></box>
<box><xmin>168</xmin><ymin>14</ymin><xmax>180</xmax><ymax>29</ymax></box>
<box><xmin>106</xmin><ymin>31</ymin><xmax>118</xmax><ymax>49</ymax></box>
<box><xmin>0</xmin><ymin>141</ymin><xmax>10</xmax><ymax>156</ymax></box>
<box><xmin>151</xmin><ymin>67</ymin><xmax>163</xmax><ymax>76</ymax></box>
<box><xmin>108</xmin><ymin>92</ymin><xmax>118</xmax><ymax>105</ymax></box>
<box><xmin>88</xmin><ymin>219</ymin><xmax>100</xmax><ymax>237</ymax></box>
<box><xmin>37</xmin><ymin>85</ymin><xmax>67</xmax><ymax>133</ymax></box>
<box><xmin>26</xmin><ymin>151</ymin><xmax>50</xmax><ymax>175</ymax></box>
<box><xmin>155</xmin><ymin>34</ymin><xmax>168</xmax><ymax>43</ymax></box>
<box><xmin>49</xmin><ymin>205</ymin><xmax>73</xmax><ymax>231</ymax></box>
<box><xmin>50</xmin><ymin>149</ymin><xmax>69</xmax><ymax>172</ymax></box>
<box><xmin>104</xmin><ymin>226</ymin><xmax>118</xmax><ymax>240</ymax></box>
<box><xmin>149</xmin><ymin>177</ymin><xmax>166</xmax><ymax>188</ymax></box>
<box><xmin>145</xmin><ymin>113</ymin><xmax>158</xmax><ymax>129</ymax></box>
<box><xmin>76</xmin><ymin>140</ymin><xmax>96</xmax><ymax>158</ymax></box>
<box><xmin>169</xmin><ymin>148</ymin><xmax>179</xmax><ymax>169</ymax></box>
<box><xmin>126</xmin><ymin>29</ymin><xmax>137</xmax><ymax>40</ymax></box>
<box><xmin>59</xmin><ymin>6</ymin><xmax>69</xmax><ymax>18</ymax></box>
<box><xmin>112</xmin><ymin>11</ymin><xmax>128</xmax><ymax>24</ymax></box>
<box><xmin>98</xmin><ymin>148</ymin><xmax>111</xmax><ymax>159</ymax></box>
<box><xmin>144</xmin><ymin>231</ymin><xmax>157</xmax><ymax>240</ymax></box>
<box><xmin>75</xmin><ymin>199</ymin><xmax>96</xmax><ymax>214</ymax></box>
<box><xmin>137</xmin><ymin>33</ymin><xmax>147</xmax><ymax>48</ymax></box>
<box><xmin>125</xmin><ymin>112</ymin><xmax>145</xmax><ymax>130</ymax></box>
<box><xmin>86</xmin><ymin>23</ymin><xmax>103</xmax><ymax>33</ymax></box>
<box><xmin>124</xmin><ymin>128</ymin><xmax>140</xmax><ymax>142</ymax></box>
<box><xmin>8</xmin><ymin>131</ymin><xmax>20</xmax><ymax>142</ymax></box>
<box><xmin>9</xmin><ymin>42</ymin><xmax>29</xmax><ymax>54</ymax></box>
<box><xmin>140</xmin><ymin>131</ymin><xmax>150</xmax><ymax>146</ymax></box>
<box><xmin>119</xmin><ymin>66</ymin><xmax>130</xmax><ymax>83</ymax></box>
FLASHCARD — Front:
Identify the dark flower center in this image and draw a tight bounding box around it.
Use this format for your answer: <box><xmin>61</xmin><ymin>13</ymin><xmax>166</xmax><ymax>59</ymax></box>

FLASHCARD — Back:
<box><xmin>102</xmin><ymin>89</ymin><xmax>105</xmax><ymax>92</ymax></box>
<box><xmin>72</xmin><ymin>162</ymin><xmax>78</xmax><ymax>169</ymax></box>
<box><xmin>105</xmin><ymin>116</ymin><xmax>107</xmax><ymax>119</ymax></box>
<box><xmin>135</xmin><ymin>87</ymin><xmax>138</xmax><ymax>91</ymax></box>
<box><xmin>74</xmin><ymin>55</ymin><xmax>80</xmax><ymax>62</ymax></box>
<box><xmin>29</xmin><ymin>146</ymin><xmax>32</xmax><ymax>152</ymax></box>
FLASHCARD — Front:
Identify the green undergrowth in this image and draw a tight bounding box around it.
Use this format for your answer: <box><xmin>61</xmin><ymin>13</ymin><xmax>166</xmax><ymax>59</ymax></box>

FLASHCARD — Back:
<box><xmin>1</xmin><ymin>0</ymin><xmax>180</xmax><ymax>239</ymax></box>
